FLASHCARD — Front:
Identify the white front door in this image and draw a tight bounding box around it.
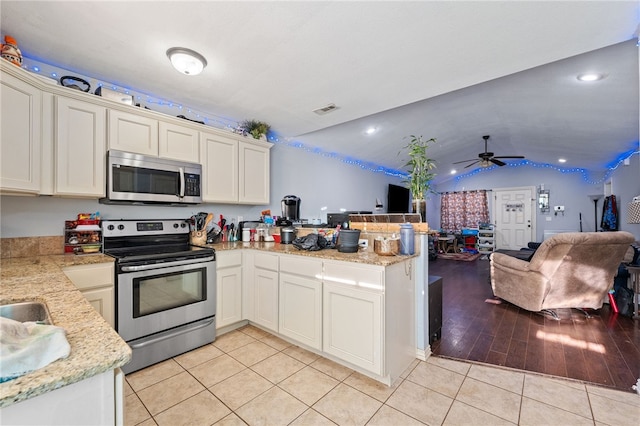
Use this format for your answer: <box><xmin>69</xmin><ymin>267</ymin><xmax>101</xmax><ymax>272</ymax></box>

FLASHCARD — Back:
<box><xmin>493</xmin><ymin>187</ymin><xmax>535</xmax><ymax>249</ymax></box>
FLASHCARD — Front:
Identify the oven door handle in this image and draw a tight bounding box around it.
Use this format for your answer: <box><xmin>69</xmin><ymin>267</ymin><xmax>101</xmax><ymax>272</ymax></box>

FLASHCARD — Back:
<box><xmin>120</xmin><ymin>256</ymin><xmax>215</xmax><ymax>272</ymax></box>
<box><xmin>129</xmin><ymin>317</ymin><xmax>215</xmax><ymax>349</ymax></box>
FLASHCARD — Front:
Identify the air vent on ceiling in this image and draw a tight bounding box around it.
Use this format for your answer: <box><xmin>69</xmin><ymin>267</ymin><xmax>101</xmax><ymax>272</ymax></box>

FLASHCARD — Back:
<box><xmin>313</xmin><ymin>103</ymin><xmax>339</xmax><ymax>115</ymax></box>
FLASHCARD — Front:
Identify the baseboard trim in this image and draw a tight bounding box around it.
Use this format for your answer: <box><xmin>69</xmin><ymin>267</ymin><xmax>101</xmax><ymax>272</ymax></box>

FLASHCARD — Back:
<box><xmin>415</xmin><ymin>346</ymin><xmax>432</xmax><ymax>361</ymax></box>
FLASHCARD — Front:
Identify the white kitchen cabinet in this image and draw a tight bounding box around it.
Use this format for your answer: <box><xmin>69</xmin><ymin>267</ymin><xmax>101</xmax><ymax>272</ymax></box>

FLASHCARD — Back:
<box><xmin>239</xmin><ymin>140</ymin><xmax>271</xmax><ymax>204</ymax></box>
<box><xmin>279</xmin><ymin>255</ymin><xmax>323</xmax><ymax>350</ymax></box>
<box><xmin>54</xmin><ymin>97</ymin><xmax>106</xmax><ymax>197</ymax></box>
<box><xmin>159</xmin><ymin>121</ymin><xmax>199</xmax><ymax>162</ymax></box>
<box><xmin>0</xmin><ymin>67</ymin><xmax>42</xmax><ymax>194</ymax></box>
<box><xmin>216</xmin><ymin>250</ymin><xmax>243</xmax><ymax>329</ymax></box>
<box><xmin>323</xmin><ymin>280</ymin><xmax>383</xmax><ymax>375</ymax></box>
<box><xmin>200</xmin><ymin>131</ymin><xmax>239</xmax><ymax>203</ymax></box>
<box><xmin>251</xmin><ymin>252</ymin><xmax>279</xmax><ymax>332</ymax></box>
<box><xmin>0</xmin><ymin>369</ymin><xmax>122</xmax><ymax>425</ymax></box>
<box><xmin>322</xmin><ymin>259</ymin><xmax>415</xmax><ymax>382</ymax></box>
<box><xmin>200</xmin><ymin>134</ymin><xmax>271</xmax><ymax>205</ymax></box>
<box><xmin>62</xmin><ymin>263</ymin><xmax>115</xmax><ymax>328</ymax></box>
<box><xmin>107</xmin><ymin>109</ymin><xmax>158</xmax><ymax>156</ymax></box>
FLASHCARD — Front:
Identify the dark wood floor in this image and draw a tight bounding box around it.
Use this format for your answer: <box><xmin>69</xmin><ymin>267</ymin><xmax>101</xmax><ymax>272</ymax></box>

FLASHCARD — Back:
<box><xmin>429</xmin><ymin>256</ymin><xmax>640</xmax><ymax>393</ymax></box>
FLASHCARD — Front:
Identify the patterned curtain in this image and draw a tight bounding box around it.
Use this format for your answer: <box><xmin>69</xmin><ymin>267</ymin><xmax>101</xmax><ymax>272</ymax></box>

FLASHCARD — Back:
<box><xmin>440</xmin><ymin>190</ymin><xmax>489</xmax><ymax>232</ymax></box>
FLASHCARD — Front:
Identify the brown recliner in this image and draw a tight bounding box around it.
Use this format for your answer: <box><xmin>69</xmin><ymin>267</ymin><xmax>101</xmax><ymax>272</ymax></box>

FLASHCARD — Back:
<box><xmin>490</xmin><ymin>231</ymin><xmax>635</xmax><ymax>319</ymax></box>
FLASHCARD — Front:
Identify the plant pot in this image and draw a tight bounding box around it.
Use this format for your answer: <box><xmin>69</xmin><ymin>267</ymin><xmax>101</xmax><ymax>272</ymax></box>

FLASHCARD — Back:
<box><xmin>412</xmin><ymin>198</ymin><xmax>426</xmax><ymax>222</ymax></box>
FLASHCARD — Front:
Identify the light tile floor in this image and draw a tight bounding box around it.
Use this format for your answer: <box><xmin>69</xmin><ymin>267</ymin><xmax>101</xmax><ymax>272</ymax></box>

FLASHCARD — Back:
<box><xmin>124</xmin><ymin>325</ymin><xmax>640</xmax><ymax>426</ymax></box>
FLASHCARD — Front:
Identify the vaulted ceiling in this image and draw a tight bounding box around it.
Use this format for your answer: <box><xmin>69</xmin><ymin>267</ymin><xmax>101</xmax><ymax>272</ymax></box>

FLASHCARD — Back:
<box><xmin>2</xmin><ymin>1</ymin><xmax>638</xmax><ymax>183</ymax></box>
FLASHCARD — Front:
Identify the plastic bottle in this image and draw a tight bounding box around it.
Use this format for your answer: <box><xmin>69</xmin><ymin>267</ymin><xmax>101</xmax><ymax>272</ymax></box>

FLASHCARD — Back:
<box><xmin>399</xmin><ymin>223</ymin><xmax>415</xmax><ymax>255</ymax></box>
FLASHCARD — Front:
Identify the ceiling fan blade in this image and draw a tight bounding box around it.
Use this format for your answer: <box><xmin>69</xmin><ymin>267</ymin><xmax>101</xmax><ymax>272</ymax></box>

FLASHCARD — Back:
<box><xmin>453</xmin><ymin>159</ymin><xmax>477</xmax><ymax>164</ymax></box>
<box><xmin>490</xmin><ymin>158</ymin><xmax>506</xmax><ymax>166</ymax></box>
<box><xmin>493</xmin><ymin>155</ymin><xmax>525</xmax><ymax>159</ymax></box>
<box><xmin>464</xmin><ymin>161</ymin><xmax>480</xmax><ymax>169</ymax></box>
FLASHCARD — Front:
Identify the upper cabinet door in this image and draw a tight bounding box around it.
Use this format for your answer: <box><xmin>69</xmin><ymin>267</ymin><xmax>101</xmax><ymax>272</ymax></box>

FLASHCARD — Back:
<box><xmin>159</xmin><ymin>121</ymin><xmax>199</xmax><ymax>163</ymax></box>
<box><xmin>55</xmin><ymin>97</ymin><xmax>106</xmax><ymax>197</ymax></box>
<box><xmin>0</xmin><ymin>72</ymin><xmax>42</xmax><ymax>194</ymax></box>
<box><xmin>238</xmin><ymin>140</ymin><xmax>270</xmax><ymax>204</ymax></box>
<box><xmin>200</xmin><ymin>131</ymin><xmax>239</xmax><ymax>203</ymax></box>
<box><xmin>107</xmin><ymin>109</ymin><xmax>158</xmax><ymax>156</ymax></box>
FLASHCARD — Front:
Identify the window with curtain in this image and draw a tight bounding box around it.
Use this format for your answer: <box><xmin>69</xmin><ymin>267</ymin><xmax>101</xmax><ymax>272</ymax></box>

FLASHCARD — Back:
<box><xmin>440</xmin><ymin>190</ymin><xmax>490</xmax><ymax>232</ymax></box>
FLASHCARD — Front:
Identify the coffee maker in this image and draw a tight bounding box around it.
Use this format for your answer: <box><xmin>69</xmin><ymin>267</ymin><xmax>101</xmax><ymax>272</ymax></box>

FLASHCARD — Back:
<box><xmin>281</xmin><ymin>195</ymin><xmax>301</xmax><ymax>222</ymax></box>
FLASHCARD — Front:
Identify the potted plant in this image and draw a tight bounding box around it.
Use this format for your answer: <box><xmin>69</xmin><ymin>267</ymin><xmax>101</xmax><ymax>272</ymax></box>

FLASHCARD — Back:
<box><xmin>399</xmin><ymin>135</ymin><xmax>437</xmax><ymax>220</ymax></box>
<box><xmin>240</xmin><ymin>119</ymin><xmax>271</xmax><ymax>140</ymax></box>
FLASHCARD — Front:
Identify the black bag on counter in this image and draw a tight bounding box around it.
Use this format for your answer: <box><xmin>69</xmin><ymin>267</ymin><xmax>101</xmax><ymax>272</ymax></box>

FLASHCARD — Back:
<box><xmin>292</xmin><ymin>234</ymin><xmax>334</xmax><ymax>251</ymax></box>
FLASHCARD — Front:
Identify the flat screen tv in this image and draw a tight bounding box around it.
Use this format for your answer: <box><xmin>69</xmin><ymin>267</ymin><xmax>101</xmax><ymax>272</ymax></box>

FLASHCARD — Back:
<box><xmin>387</xmin><ymin>184</ymin><xmax>410</xmax><ymax>213</ymax></box>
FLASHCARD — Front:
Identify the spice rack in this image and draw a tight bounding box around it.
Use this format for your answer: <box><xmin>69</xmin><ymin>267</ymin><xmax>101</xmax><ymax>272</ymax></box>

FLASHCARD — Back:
<box><xmin>64</xmin><ymin>220</ymin><xmax>102</xmax><ymax>254</ymax></box>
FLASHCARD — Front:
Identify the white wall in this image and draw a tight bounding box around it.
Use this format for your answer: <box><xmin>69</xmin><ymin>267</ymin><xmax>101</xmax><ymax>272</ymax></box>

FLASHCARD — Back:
<box><xmin>430</xmin><ymin>154</ymin><xmax>640</xmax><ymax>241</ymax></box>
<box><xmin>0</xmin><ymin>144</ymin><xmax>401</xmax><ymax>237</ymax></box>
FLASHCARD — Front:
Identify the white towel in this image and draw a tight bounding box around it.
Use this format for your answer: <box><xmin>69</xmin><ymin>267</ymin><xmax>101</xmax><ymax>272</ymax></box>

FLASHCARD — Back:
<box><xmin>0</xmin><ymin>317</ymin><xmax>71</xmax><ymax>382</ymax></box>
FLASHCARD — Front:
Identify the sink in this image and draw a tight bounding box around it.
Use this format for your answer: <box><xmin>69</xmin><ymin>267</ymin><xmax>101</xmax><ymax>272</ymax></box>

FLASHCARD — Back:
<box><xmin>0</xmin><ymin>301</ymin><xmax>53</xmax><ymax>325</ymax></box>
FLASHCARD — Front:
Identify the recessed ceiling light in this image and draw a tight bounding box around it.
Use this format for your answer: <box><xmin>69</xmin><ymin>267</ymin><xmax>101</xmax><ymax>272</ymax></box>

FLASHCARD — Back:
<box><xmin>450</xmin><ymin>169</ymin><xmax>457</xmax><ymax>175</ymax></box>
<box><xmin>577</xmin><ymin>73</ymin><xmax>605</xmax><ymax>82</ymax></box>
<box><xmin>558</xmin><ymin>158</ymin><xmax>567</xmax><ymax>163</ymax></box>
<box><xmin>365</xmin><ymin>127</ymin><xmax>377</xmax><ymax>135</ymax></box>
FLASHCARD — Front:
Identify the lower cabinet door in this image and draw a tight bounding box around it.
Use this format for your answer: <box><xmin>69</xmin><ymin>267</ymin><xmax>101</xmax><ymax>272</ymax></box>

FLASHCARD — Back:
<box><xmin>323</xmin><ymin>282</ymin><xmax>383</xmax><ymax>375</ymax></box>
<box><xmin>253</xmin><ymin>268</ymin><xmax>279</xmax><ymax>332</ymax></box>
<box><xmin>216</xmin><ymin>265</ymin><xmax>243</xmax><ymax>328</ymax></box>
<box><xmin>279</xmin><ymin>273</ymin><xmax>322</xmax><ymax>350</ymax></box>
<box><xmin>81</xmin><ymin>286</ymin><xmax>114</xmax><ymax>328</ymax></box>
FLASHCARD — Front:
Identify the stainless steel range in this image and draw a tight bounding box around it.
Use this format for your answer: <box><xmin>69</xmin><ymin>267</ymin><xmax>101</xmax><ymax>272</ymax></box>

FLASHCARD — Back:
<box><xmin>102</xmin><ymin>219</ymin><xmax>216</xmax><ymax>374</ymax></box>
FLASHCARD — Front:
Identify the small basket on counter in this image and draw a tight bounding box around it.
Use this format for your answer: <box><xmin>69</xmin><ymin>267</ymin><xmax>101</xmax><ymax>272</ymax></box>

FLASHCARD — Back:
<box><xmin>373</xmin><ymin>237</ymin><xmax>399</xmax><ymax>256</ymax></box>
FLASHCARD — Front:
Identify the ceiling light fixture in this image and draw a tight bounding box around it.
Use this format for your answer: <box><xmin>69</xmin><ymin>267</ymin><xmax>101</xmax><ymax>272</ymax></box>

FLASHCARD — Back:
<box><xmin>577</xmin><ymin>73</ymin><xmax>605</xmax><ymax>82</ymax></box>
<box><xmin>558</xmin><ymin>158</ymin><xmax>567</xmax><ymax>163</ymax></box>
<box><xmin>365</xmin><ymin>127</ymin><xmax>377</xmax><ymax>135</ymax></box>
<box><xmin>166</xmin><ymin>47</ymin><xmax>207</xmax><ymax>75</ymax></box>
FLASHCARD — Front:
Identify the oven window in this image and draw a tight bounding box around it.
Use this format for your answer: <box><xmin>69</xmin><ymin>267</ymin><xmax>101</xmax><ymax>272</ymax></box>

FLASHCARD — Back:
<box><xmin>113</xmin><ymin>165</ymin><xmax>179</xmax><ymax>195</ymax></box>
<box><xmin>133</xmin><ymin>268</ymin><xmax>207</xmax><ymax>317</ymax></box>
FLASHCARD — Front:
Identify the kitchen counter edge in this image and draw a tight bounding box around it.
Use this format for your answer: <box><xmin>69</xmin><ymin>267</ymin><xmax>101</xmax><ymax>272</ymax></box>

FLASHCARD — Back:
<box><xmin>208</xmin><ymin>241</ymin><xmax>419</xmax><ymax>265</ymax></box>
<box><xmin>0</xmin><ymin>254</ymin><xmax>131</xmax><ymax>408</ymax></box>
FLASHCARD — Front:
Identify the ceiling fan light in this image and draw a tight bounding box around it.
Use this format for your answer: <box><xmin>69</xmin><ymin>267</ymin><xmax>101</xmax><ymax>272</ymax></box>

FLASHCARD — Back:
<box><xmin>167</xmin><ymin>47</ymin><xmax>207</xmax><ymax>75</ymax></box>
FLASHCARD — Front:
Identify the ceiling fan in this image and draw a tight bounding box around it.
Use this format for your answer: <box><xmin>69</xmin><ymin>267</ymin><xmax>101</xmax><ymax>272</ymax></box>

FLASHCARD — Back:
<box><xmin>453</xmin><ymin>135</ymin><xmax>525</xmax><ymax>168</ymax></box>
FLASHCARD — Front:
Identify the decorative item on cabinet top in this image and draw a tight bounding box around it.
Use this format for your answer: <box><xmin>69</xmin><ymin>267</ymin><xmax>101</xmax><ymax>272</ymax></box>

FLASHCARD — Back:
<box><xmin>64</xmin><ymin>213</ymin><xmax>102</xmax><ymax>254</ymax></box>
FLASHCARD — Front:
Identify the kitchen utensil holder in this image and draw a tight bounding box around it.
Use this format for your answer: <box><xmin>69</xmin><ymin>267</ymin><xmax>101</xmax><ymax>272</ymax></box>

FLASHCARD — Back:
<box><xmin>190</xmin><ymin>230</ymin><xmax>207</xmax><ymax>246</ymax></box>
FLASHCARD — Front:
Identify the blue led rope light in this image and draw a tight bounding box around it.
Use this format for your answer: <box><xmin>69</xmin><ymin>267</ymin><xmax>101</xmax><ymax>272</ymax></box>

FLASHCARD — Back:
<box><xmin>19</xmin><ymin>57</ymin><xmax>638</xmax><ymax>183</ymax></box>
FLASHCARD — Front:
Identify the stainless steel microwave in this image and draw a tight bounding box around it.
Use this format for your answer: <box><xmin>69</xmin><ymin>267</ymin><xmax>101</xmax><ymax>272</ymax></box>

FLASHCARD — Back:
<box><xmin>103</xmin><ymin>150</ymin><xmax>202</xmax><ymax>205</ymax></box>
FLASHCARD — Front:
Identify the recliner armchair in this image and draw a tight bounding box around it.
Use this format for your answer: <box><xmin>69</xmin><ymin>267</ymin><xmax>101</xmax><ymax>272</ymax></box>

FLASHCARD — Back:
<box><xmin>490</xmin><ymin>231</ymin><xmax>635</xmax><ymax>319</ymax></box>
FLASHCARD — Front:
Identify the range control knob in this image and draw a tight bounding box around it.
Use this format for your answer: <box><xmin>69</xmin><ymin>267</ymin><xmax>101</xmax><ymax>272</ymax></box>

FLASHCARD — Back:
<box><xmin>107</xmin><ymin>224</ymin><xmax>115</xmax><ymax>231</ymax></box>
<box><xmin>180</xmin><ymin>223</ymin><xmax>187</xmax><ymax>228</ymax></box>
<box><xmin>173</xmin><ymin>223</ymin><xmax>179</xmax><ymax>228</ymax></box>
<box><xmin>118</xmin><ymin>224</ymin><xmax>125</xmax><ymax>231</ymax></box>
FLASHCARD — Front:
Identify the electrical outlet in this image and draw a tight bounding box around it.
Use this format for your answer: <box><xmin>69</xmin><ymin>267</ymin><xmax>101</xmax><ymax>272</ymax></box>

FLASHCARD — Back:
<box><xmin>358</xmin><ymin>239</ymin><xmax>368</xmax><ymax>248</ymax></box>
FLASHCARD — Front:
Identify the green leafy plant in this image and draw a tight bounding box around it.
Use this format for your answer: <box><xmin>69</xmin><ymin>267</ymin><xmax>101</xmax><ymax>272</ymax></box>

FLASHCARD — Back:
<box><xmin>399</xmin><ymin>135</ymin><xmax>437</xmax><ymax>200</ymax></box>
<box><xmin>241</xmin><ymin>119</ymin><xmax>271</xmax><ymax>140</ymax></box>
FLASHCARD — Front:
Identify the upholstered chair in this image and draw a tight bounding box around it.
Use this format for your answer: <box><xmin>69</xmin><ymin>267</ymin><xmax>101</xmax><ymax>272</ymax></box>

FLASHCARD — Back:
<box><xmin>490</xmin><ymin>231</ymin><xmax>635</xmax><ymax>319</ymax></box>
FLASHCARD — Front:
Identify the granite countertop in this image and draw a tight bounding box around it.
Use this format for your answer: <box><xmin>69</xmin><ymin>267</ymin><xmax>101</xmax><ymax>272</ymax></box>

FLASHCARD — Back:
<box><xmin>209</xmin><ymin>241</ymin><xmax>419</xmax><ymax>266</ymax></box>
<box><xmin>0</xmin><ymin>254</ymin><xmax>131</xmax><ymax>408</ymax></box>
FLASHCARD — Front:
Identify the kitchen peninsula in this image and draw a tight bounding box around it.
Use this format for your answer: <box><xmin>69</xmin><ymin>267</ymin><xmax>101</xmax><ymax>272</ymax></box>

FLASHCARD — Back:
<box><xmin>210</xmin><ymin>240</ymin><xmax>420</xmax><ymax>386</ymax></box>
<box><xmin>0</xmin><ymin>253</ymin><xmax>130</xmax><ymax>424</ymax></box>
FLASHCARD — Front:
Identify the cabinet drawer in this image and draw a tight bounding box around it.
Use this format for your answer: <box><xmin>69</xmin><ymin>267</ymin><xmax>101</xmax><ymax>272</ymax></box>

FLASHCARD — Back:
<box><xmin>254</xmin><ymin>252</ymin><xmax>278</xmax><ymax>271</ymax></box>
<box><xmin>323</xmin><ymin>261</ymin><xmax>383</xmax><ymax>290</ymax></box>
<box><xmin>216</xmin><ymin>250</ymin><xmax>242</xmax><ymax>268</ymax></box>
<box><xmin>62</xmin><ymin>263</ymin><xmax>114</xmax><ymax>290</ymax></box>
<box><xmin>280</xmin><ymin>255</ymin><xmax>322</xmax><ymax>278</ymax></box>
